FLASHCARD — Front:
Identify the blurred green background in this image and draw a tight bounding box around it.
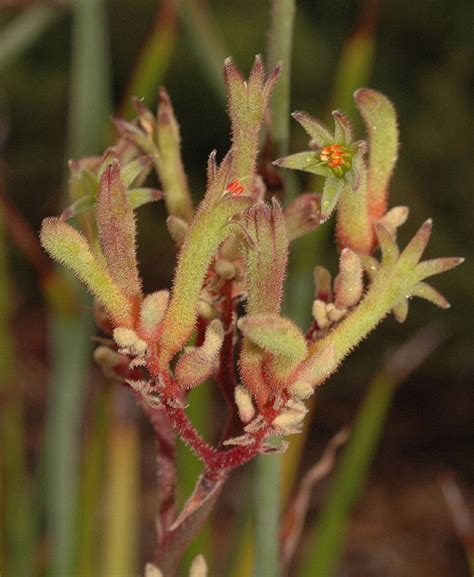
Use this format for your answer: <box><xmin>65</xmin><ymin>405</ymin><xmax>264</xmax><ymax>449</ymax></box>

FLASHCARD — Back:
<box><xmin>0</xmin><ymin>1</ymin><xmax>472</xmax><ymax>576</ymax></box>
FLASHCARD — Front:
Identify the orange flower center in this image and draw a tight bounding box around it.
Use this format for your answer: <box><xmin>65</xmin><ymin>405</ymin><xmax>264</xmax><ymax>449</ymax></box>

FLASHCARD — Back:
<box><xmin>320</xmin><ymin>144</ymin><xmax>352</xmax><ymax>174</ymax></box>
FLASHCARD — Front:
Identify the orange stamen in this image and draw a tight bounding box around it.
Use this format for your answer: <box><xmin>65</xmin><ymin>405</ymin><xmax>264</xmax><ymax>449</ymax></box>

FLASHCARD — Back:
<box><xmin>226</xmin><ymin>179</ymin><xmax>245</xmax><ymax>196</ymax></box>
<box><xmin>320</xmin><ymin>144</ymin><xmax>352</xmax><ymax>174</ymax></box>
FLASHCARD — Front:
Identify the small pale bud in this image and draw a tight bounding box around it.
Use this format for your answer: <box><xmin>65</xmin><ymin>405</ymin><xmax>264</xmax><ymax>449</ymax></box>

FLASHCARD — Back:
<box><xmin>197</xmin><ymin>299</ymin><xmax>218</xmax><ymax>320</ymax></box>
<box><xmin>289</xmin><ymin>342</ymin><xmax>337</xmax><ymax>395</ymax></box>
<box><xmin>287</xmin><ymin>380</ymin><xmax>313</xmax><ymax>400</ymax></box>
<box><xmin>113</xmin><ymin>327</ymin><xmax>147</xmax><ymax>357</ymax></box>
<box><xmin>286</xmin><ymin>399</ymin><xmax>307</xmax><ymax>412</ymax></box>
<box><xmin>175</xmin><ymin>349</ymin><xmax>215</xmax><ymax>389</ymax></box>
<box><xmin>175</xmin><ymin>320</ymin><xmax>224</xmax><ymax>389</ymax></box>
<box><xmin>273</xmin><ymin>402</ymin><xmax>308</xmax><ymax>429</ymax></box>
<box><xmin>392</xmin><ymin>299</ymin><xmax>409</xmax><ymax>323</ymax></box>
<box><xmin>334</xmin><ymin>248</ymin><xmax>363</xmax><ymax>309</ymax></box>
<box><xmin>234</xmin><ymin>384</ymin><xmax>256</xmax><ymax>423</ymax></box>
<box><xmin>93</xmin><ymin>346</ymin><xmax>123</xmax><ymax>368</ymax></box>
<box><xmin>145</xmin><ymin>563</ymin><xmax>163</xmax><ymax>577</ymax></box>
<box><xmin>139</xmin><ymin>290</ymin><xmax>169</xmax><ymax>338</ymax></box>
<box><xmin>312</xmin><ymin>299</ymin><xmax>329</xmax><ymax>329</ymax></box>
<box><xmin>166</xmin><ymin>215</ymin><xmax>189</xmax><ymax>246</ymax></box>
<box><xmin>326</xmin><ymin>303</ymin><xmax>346</xmax><ymax>323</ymax></box>
<box><xmin>201</xmin><ymin>319</ymin><xmax>225</xmax><ymax>357</ymax></box>
<box><xmin>313</xmin><ymin>265</ymin><xmax>332</xmax><ymax>302</ymax></box>
<box><xmin>214</xmin><ymin>258</ymin><xmax>236</xmax><ymax>279</ymax></box>
<box><xmin>189</xmin><ymin>554</ymin><xmax>208</xmax><ymax>577</ymax></box>
<box><xmin>93</xmin><ymin>346</ymin><xmax>128</xmax><ymax>380</ymax></box>
<box><xmin>377</xmin><ymin>206</ymin><xmax>409</xmax><ymax>237</ymax></box>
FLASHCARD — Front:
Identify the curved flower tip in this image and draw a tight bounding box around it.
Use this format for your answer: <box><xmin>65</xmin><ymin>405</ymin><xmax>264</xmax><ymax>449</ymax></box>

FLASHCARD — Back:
<box><xmin>238</xmin><ymin>313</ymin><xmax>307</xmax><ymax>362</ymax></box>
<box><xmin>40</xmin><ymin>217</ymin><xmax>133</xmax><ymax>327</ymax></box>
<box><xmin>225</xmin><ymin>55</ymin><xmax>280</xmax><ymax>185</ymax></box>
<box><xmin>240</xmin><ymin>199</ymin><xmax>288</xmax><ymax>315</ymax></box>
<box><xmin>97</xmin><ymin>160</ymin><xmax>142</xmax><ymax>300</ymax></box>
<box><xmin>354</xmin><ymin>87</ymin><xmax>399</xmax><ymax>219</ymax></box>
<box><xmin>175</xmin><ymin>319</ymin><xmax>224</xmax><ymax>389</ymax></box>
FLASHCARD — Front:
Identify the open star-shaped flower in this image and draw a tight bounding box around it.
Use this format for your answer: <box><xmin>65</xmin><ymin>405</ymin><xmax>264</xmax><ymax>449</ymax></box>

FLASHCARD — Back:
<box><xmin>274</xmin><ymin>110</ymin><xmax>366</xmax><ymax>222</ymax></box>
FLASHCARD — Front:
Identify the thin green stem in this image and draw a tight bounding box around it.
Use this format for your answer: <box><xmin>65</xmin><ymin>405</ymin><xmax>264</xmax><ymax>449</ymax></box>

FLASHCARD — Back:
<box><xmin>0</xmin><ymin>196</ymin><xmax>34</xmax><ymax>577</ymax></box>
<box><xmin>0</xmin><ymin>4</ymin><xmax>59</xmax><ymax>72</ymax></box>
<box><xmin>251</xmin><ymin>3</ymin><xmax>296</xmax><ymax>576</ymax></box>
<box><xmin>267</xmin><ymin>0</ymin><xmax>296</xmax><ymax>158</ymax></box>
<box><xmin>119</xmin><ymin>0</ymin><xmax>177</xmax><ymax>119</ymax></box>
<box><xmin>297</xmin><ymin>326</ymin><xmax>443</xmax><ymax>577</ymax></box>
<box><xmin>330</xmin><ymin>0</ymin><xmax>378</xmax><ymax>114</ymax></box>
<box><xmin>298</xmin><ymin>371</ymin><xmax>394</xmax><ymax>577</ymax></box>
<box><xmin>66</xmin><ymin>0</ymin><xmax>111</xmax><ymax>159</ymax></box>
<box><xmin>174</xmin><ymin>0</ymin><xmax>228</xmax><ymax>104</ymax></box>
<box><xmin>44</xmin><ymin>311</ymin><xmax>93</xmax><ymax>577</ymax></box>
<box><xmin>76</xmin><ymin>387</ymin><xmax>111</xmax><ymax>577</ymax></box>
<box><xmin>44</xmin><ymin>0</ymin><xmax>112</xmax><ymax>575</ymax></box>
<box><xmin>253</xmin><ymin>443</ymin><xmax>281</xmax><ymax>577</ymax></box>
<box><xmin>101</xmin><ymin>389</ymin><xmax>140</xmax><ymax>577</ymax></box>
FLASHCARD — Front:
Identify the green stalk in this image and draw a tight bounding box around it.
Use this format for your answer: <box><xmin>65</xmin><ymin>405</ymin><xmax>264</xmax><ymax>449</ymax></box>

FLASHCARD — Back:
<box><xmin>250</xmin><ymin>3</ymin><xmax>296</xmax><ymax>577</ymax></box>
<box><xmin>298</xmin><ymin>373</ymin><xmax>393</xmax><ymax>577</ymax></box>
<box><xmin>267</xmin><ymin>0</ymin><xmax>296</xmax><ymax>158</ymax></box>
<box><xmin>0</xmin><ymin>4</ymin><xmax>59</xmax><ymax>72</ymax></box>
<box><xmin>297</xmin><ymin>326</ymin><xmax>443</xmax><ymax>577</ymax></box>
<box><xmin>253</xmin><ymin>443</ymin><xmax>281</xmax><ymax>577</ymax></box>
<box><xmin>330</xmin><ymin>0</ymin><xmax>377</xmax><ymax>114</ymax></box>
<box><xmin>76</xmin><ymin>387</ymin><xmax>111</xmax><ymax>577</ymax></box>
<box><xmin>119</xmin><ymin>0</ymin><xmax>177</xmax><ymax>119</ymax></box>
<box><xmin>44</xmin><ymin>0</ymin><xmax>111</xmax><ymax>575</ymax></box>
<box><xmin>177</xmin><ymin>383</ymin><xmax>212</xmax><ymax>572</ymax></box>
<box><xmin>174</xmin><ymin>0</ymin><xmax>228</xmax><ymax>103</ymax></box>
<box><xmin>229</xmin><ymin>528</ymin><xmax>253</xmax><ymax>577</ymax></box>
<box><xmin>66</xmin><ymin>0</ymin><xmax>111</xmax><ymax>159</ymax></box>
<box><xmin>0</xmin><ymin>197</ymin><xmax>34</xmax><ymax>577</ymax></box>
<box><xmin>44</xmin><ymin>312</ymin><xmax>92</xmax><ymax>577</ymax></box>
<box><xmin>101</xmin><ymin>389</ymin><xmax>140</xmax><ymax>577</ymax></box>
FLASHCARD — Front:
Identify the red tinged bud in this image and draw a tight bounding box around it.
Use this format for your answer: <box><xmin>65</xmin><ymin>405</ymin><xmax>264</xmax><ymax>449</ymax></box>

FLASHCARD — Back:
<box><xmin>96</xmin><ymin>161</ymin><xmax>141</xmax><ymax>301</ymax></box>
